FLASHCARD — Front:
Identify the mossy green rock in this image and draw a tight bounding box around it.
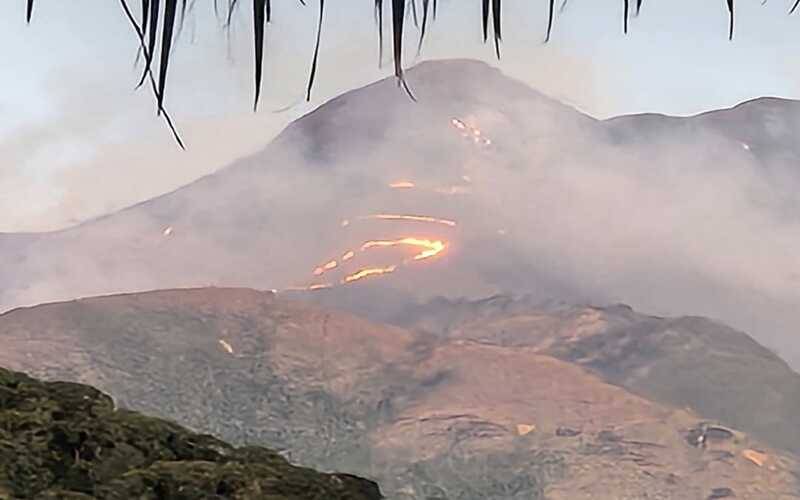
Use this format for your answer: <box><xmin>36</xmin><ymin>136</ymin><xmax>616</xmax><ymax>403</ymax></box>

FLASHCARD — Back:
<box><xmin>0</xmin><ymin>367</ymin><xmax>382</xmax><ymax>499</ymax></box>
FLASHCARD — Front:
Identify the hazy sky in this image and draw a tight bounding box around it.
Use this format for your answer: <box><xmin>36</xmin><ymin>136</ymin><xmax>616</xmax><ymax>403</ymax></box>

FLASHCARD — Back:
<box><xmin>3</xmin><ymin>0</ymin><xmax>800</xmax><ymax>231</ymax></box>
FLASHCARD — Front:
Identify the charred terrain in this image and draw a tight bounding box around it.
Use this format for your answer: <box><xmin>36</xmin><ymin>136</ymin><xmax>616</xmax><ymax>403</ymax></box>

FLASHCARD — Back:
<box><xmin>2</xmin><ymin>59</ymin><xmax>800</xmax><ymax>369</ymax></box>
<box><xmin>2</xmin><ymin>288</ymin><xmax>799</xmax><ymax>499</ymax></box>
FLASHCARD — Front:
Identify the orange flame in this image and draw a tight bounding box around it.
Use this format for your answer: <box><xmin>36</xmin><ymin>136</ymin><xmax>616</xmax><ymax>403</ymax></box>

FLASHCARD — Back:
<box><xmin>389</xmin><ymin>181</ymin><xmax>416</xmax><ymax>189</ymax></box>
<box><xmin>313</xmin><ymin>259</ymin><xmax>338</xmax><ymax>276</ymax></box>
<box><xmin>361</xmin><ymin>237</ymin><xmax>446</xmax><ymax>261</ymax></box>
<box><xmin>218</xmin><ymin>339</ymin><xmax>234</xmax><ymax>354</ymax></box>
<box><xmin>343</xmin><ymin>265</ymin><xmax>397</xmax><ymax>284</ymax></box>
<box><xmin>308</xmin><ymin>283</ymin><xmax>334</xmax><ymax>291</ymax></box>
<box><xmin>360</xmin><ymin>214</ymin><xmax>457</xmax><ymax>227</ymax></box>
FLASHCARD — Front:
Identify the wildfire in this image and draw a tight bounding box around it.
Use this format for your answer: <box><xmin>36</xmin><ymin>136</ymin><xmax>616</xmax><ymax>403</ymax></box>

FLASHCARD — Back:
<box><xmin>450</xmin><ymin>117</ymin><xmax>492</xmax><ymax>147</ymax></box>
<box><xmin>361</xmin><ymin>237</ymin><xmax>446</xmax><ymax>261</ymax></box>
<box><xmin>359</xmin><ymin>214</ymin><xmax>457</xmax><ymax>227</ymax></box>
<box><xmin>308</xmin><ymin>283</ymin><xmax>333</xmax><ymax>291</ymax></box>
<box><xmin>389</xmin><ymin>181</ymin><xmax>416</xmax><ymax>189</ymax></box>
<box><xmin>342</xmin><ymin>250</ymin><xmax>355</xmax><ymax>261</ymax></box>
<box><xmin>313</xmin><ymin>259</ymin><xmax>339</xmax><ymax>276</ymax></box>
<box><xmin>218</xmin><ymin>339</ymin><xmax>234</xmax><ymax>355</ymax></box>
<box><xmin>343</xmin><ymin>265</ymin><xmax>397</xmax><ymax>283</ymax></box>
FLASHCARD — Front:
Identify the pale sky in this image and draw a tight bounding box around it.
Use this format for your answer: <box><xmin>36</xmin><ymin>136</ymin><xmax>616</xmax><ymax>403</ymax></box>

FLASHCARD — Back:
<box><xmin>2</xmin><ymin>1</ymin><xmax>800</xmax><ymax>231</ymax></box>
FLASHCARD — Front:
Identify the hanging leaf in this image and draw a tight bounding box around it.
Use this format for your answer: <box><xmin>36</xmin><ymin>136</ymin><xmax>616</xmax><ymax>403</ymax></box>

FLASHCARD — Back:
<box><xmin>727</xmin><ymin>0</ymin><xmax>734</xmax><ymax>39</ymax></box>
<box><xmin>545</xmin><ymin>0</ymin><xmax>556</xmax><ymax>42</ymax></box>
<box><xmin>417</xmin><ymin>0</ymin><xmax>430</xmax><ymax>55</ymax></box>
<box><xmin>156</xmin><ymin>0</ymin><xmax>178</xmax><ymax>115</ymax></box>
<box><xmin>306</xmin><ymin>0</ymin><xmax>324</xmax><ymax>101</ymax></box>
<box><xmin>624</xmin><ymin>0</ymin><xmax>629</xmax><ymax>33</ymax></box>
<box><xmin>252</xmin><ymin>0</ymin><xmax>267</xmax><ymax>111</ymax></box>
<box><xmin>119</xmin><ymin>0</ymin><xmax>185</xmax><ymax>148</ymax></box>
<box><xmin>375</xmin><ymin>0</ymin><xmax>384</xmax><ymax>67</ymax></box>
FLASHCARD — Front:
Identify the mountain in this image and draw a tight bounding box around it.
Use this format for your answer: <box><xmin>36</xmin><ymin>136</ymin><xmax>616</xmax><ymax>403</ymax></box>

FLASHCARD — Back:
<box><xmin>0</xmin><ymin>365</ymin><xmax>382</xmax><ymax>499</ymax></box>
<box><xmin>2</xmin><ymin>58</ymin><xmax>800</xmax><ymax>370</ymax></box>
<box><xmin>2</xmin><ymin>288</ymin><xmax>799</xmax><ymax>499</ymax></box>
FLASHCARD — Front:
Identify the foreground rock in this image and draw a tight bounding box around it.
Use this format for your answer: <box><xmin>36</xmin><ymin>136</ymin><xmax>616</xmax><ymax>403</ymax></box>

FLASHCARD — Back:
<box><xmin>2</xmin><ymin>288</ymin><xmax>799</xmax><ymax>499</ymax></box>
<box><xmin>0</xmin><ymin>367</ymin><xmax>382</xmax><ymax>499</ymax></box>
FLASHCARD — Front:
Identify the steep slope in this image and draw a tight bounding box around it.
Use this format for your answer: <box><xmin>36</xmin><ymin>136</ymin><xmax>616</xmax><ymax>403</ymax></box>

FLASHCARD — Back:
<box><xmin>1</xmin><ymin>288</ymin><xmax>799</xmax><ymax>499</ymax></box>
<box><xmin>0</xmin><ymin>366</ymin><xmax>383</xmax><ymax>499</ymax></box>
<box><xmin>397</xmin><ymin>295</ymin><xmax>800</xmax><ymax>457</ymax></box>
<box><xmin>2</xmin><ymin>60</ymin><xmax>800</xmax><ymax>370</ymax></box>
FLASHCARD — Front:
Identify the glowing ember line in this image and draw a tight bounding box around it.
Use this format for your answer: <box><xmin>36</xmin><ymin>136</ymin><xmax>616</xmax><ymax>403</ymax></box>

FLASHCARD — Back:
<box><xmin>313</xmin><ymin>259</ymin><xmax>338</xmax><ymax>276</ymax></box>
<box><xmin>361</xmin><ymin>238</ymin><xmax>446</xmax><ymax>261</ymax></box>
<box><xmin>219</xmin><ymin>339</ymin><xmax>234</xmax><ymax>354</ymax></box>
<box><xmin>343</xmin><ymin>265</ymin><xmax>397</xmax><ymax>284</ymax></box>
<box><xmin>341</xmin><ymin>250</ymin><xmax>355</xmax><ymax>261</ymax></box>
<box><xmin>360</xmin><ymin>214</ymin><xmax>457</xmax><ymax>227</ymax></box>
<box><xmin>389</xmin><ymin>181</ymin><xmax>416</xmax><ymax>189</ymax></box>
<box><xmin>308</xmin><ymin>283</ymin><xmax>333</xmax><ymax>291</ymax></box>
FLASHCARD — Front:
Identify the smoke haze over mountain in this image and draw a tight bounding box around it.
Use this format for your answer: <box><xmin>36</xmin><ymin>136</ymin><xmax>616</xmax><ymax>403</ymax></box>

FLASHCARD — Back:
<box><xmin>1</xmin><ymin>60</ymin><xmax>799</xmax><ymax>370</ymax></box>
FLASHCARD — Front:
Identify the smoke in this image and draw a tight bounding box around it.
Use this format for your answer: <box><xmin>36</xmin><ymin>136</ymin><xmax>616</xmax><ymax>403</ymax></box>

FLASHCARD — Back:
<box><xmin>2</xmin><ymin>50</ymin><xmax>800</xmax><ymax>371</ymax></box>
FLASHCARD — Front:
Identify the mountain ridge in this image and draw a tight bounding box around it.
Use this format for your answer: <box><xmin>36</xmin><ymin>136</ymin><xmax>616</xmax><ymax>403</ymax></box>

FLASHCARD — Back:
<box><xmin>1</xmin><ymin>287</ymin><xmax>799</xmax><ymax>499</ymax></box>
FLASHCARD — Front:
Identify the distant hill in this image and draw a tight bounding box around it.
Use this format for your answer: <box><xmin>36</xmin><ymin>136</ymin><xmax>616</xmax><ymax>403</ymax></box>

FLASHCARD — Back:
<box><xmin>2</xmin><ymin>58</ymin><xmax>799</xmax><ymax>369</ymax></box>
<box><xmin>0</xmin><ymin>365</ymin><xmax>383</xmax><ymax>499</ymax></box>
<box><xmin>2</xmin><ymin>288</ymin><xmax>798</xmax><ymax>499</ymax></box>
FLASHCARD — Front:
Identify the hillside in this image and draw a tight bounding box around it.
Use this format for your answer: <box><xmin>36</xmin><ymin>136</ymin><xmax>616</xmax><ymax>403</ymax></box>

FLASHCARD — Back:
<box><xmin>2</xmin><ymin>59</ymin><xmax>800</xmax><ymax>369</ymax></box>
<box><xmin>0</xmin><ymin>365</ymin><xmax>382</xmax><ymax>499</ymax></box>
<box><xmin>2</xmin><ymin>288</ymin><xmax>799</xmax><ymax>499</ymax></box>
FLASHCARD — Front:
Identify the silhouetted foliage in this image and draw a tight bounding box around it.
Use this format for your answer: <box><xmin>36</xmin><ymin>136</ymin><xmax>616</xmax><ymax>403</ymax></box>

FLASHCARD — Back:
<box><xmin>21</xmin><ymin>1</ymin><xmax>798</xmax><ymax>146</ymax></box>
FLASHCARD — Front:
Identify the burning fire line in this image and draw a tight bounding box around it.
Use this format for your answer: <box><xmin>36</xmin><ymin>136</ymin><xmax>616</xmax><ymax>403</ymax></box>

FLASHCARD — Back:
<box><xmin>342</xmin><ymin>265</ymin><xmax>397</xmax><ymax>284</ymax></box>
<box><xmin>450</xmin><ymin>118</ymin><xmax>492</xmax><ymax>146</ymax></box>
<box><xmin>389</xmin><ymin>181</ymin><xmax>416</xmax><ymax>189</ymax></box>
<box><xmin>358</xmin><ymin>214</ymin><xmax>457</xmax><ymax>227</ymax></box>
<box><xmin>313</xmin><ymin>259</ymin><xmax>339</xmax><ymax>276</ymax></box>
<box><xmin>361</xmin><ymin>238</ymin><xmax>446</xmax><ymax>261</ymax></box>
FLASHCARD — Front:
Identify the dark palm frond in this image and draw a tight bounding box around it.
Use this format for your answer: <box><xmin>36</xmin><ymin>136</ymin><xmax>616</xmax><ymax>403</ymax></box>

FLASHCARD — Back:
<box><xmin>306</xmin><ymin>0</ymin><xmax>324</xmax><ymax>101</ymax></box>
<box><xmin>136</xmin><ymin>0</ymin><xmax>160</xmax><ymax>89</ymax></box>
<box><xmin>624</xmin><ymin>0</ymin><xmax>629</xmax><ymax>33</ymax></box>
<box><xmin>156</xmin><ymin>0</ymin><xmax>178</xmax><ymax>115</ymax></box>
<box><xmin>409</xmin><ymin>0</ymin><xmax>419</xmax><ymax>28</ymax></box>
<box><xmin>545</xmin><ymin>0</ymin><xmax>556</xmax><ymax>42</ymax></box>
<box><xmin>416</xmin><ymin>0</ymin><xmax>431</xmax><ymax>55</ymax></box>
<box><xmin>481</xmin><ymin>0</ymin><xmax>501</xmax><ymax>58</ymax></box>
<box><xmin>252</xmin><ymin>0</ymin><xmax>268</xmax><ymax>111</ymax></box>
<box><xmin>22</xmin><ymin>0</ymin><xmax>798</xmax><ymax>148</ymax></box>
<box><xmin>727</xmin><ymin>0</ymin><xmax>735</xmax><ymax>40</ymax></box>
<box><xmin>391</xmin><ymin>0</ymin><xmax>416</xmax><ymax>100</ymax></box>
<box><xmin>375</xmin><ymin>0</ymin><xmax>384</xmax><ymax>67</ymax></box>
<box><xmin>492</xmin><ymin>0</ymin><xmax>501</xmax><ymax>58</ymax></box>
<box><xmin>119</xmin><ymin>0</ymin><xmax>185</xmax><ymax>148</ymax></box>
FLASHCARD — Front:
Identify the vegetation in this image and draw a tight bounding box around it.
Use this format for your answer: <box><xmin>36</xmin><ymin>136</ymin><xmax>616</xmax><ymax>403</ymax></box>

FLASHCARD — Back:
<box><xmin>0</xmin><ymin>366</ymin><xmax>384</xmax><ymax>499</ymax></box>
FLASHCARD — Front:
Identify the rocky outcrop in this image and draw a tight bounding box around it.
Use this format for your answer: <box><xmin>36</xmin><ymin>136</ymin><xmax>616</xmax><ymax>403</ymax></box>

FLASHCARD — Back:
<box><xmin>0</xmin><ymin>366</ymin><xmax>382</xmax><ymax>499</ymax></box>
